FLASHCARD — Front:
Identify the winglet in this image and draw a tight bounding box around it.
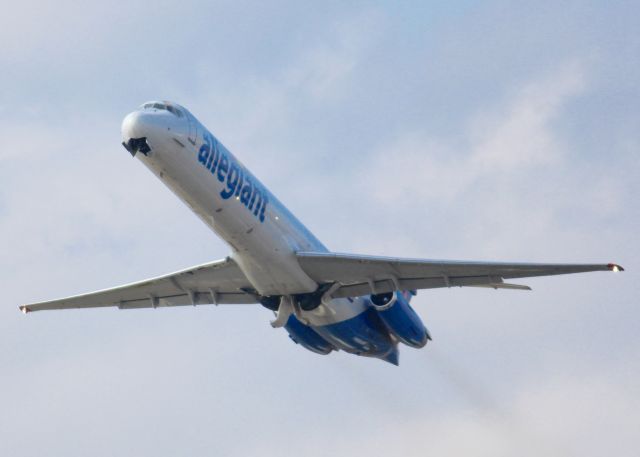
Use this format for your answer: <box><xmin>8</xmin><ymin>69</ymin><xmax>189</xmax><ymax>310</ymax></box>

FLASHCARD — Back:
<box><xmin>608</xmin><ymin>263</ymin><xmax>625</xmax><ymax>272</ymax></box>
<box><xmin>19</xmin><ymin>305</ymin><xmax>31</xmax><ymax>314</ymax></box>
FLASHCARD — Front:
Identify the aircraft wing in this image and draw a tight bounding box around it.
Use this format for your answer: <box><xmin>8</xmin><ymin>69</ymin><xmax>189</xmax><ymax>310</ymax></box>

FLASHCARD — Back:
<box><xmin>20</xmin><ymin>257</ymin><xmax>256</xmax><ymax>313</ymax></box>
<box><xmin>296</xmin><ymin>252</ymin><xmax>624</xmax><ymax>298</ymax></box>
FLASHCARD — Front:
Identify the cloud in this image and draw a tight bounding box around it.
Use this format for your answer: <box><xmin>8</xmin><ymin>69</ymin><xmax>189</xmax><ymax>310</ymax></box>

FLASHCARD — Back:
<box><xmin>359</xmin><ymin>61</ymin><xmax>588</xmax><ymax>206</ymax></box>
<box><xmin>336</xmin><ymin>60</ymin><xmax>636</xmax><ymax>262</ymax></box>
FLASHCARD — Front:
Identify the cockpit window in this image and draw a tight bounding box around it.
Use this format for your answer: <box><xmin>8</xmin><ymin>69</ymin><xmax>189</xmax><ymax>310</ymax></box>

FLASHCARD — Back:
<box><xmin>140</xmin><ymin>102</ymin><xmax>183</xmax><ymax>117</ymax></box>
<box><xmin>166</xmin><ymin>105</ymin><xmax>183</xmax><ymax>117</ymax></box>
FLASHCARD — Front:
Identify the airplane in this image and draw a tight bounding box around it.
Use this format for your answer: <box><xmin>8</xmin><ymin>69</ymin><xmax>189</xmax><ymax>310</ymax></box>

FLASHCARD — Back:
<box><xmin>19</xmin><ymin>100</ymin><xmax>624</xmax><ymax>365</ymax></box>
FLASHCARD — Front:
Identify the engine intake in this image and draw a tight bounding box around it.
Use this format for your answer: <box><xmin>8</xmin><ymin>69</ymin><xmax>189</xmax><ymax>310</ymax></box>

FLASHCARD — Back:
<box><xmin>370</xmin><ymin>292</ymin><xmax>396</xmax><ymax>310</ymax></box>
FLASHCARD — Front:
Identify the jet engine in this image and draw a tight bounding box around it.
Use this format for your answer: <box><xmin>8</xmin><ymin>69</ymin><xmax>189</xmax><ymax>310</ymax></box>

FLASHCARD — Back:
<box><xmin>284</xmin><ymin>315</ymin><xmax>334</xmax><ymax>355</ymax></box>
<box><xmin>370</xmin><ymin>291</ymin><xmax>430</xmax><ymax>348</ymax></box>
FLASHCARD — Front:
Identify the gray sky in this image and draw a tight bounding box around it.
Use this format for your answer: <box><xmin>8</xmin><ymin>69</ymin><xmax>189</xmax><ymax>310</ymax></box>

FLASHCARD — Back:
<box><xmin>1</xmin><ymin>1</ymin><xmax>638</xmax><ymax>456</ymax></box>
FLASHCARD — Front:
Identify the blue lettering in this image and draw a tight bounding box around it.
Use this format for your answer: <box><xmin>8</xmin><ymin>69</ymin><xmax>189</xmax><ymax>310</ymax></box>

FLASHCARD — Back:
<box><xmin>198</xmin><ymin>135</ymin><xmax>210</xmax><ymax>165</ymax></box>
<box><xmin>196</xmin><ymin>131</ymin><xmax>268</xmax><ymax>223</ymax></box>
<box><xmin>240</xmin><ymin>178</ymin><xmax>253</xmax><ymax>206</ymax></box>
<box><xmin>217</xmin><ymin>152</ymin><xmax>228</xmax><ymax>182</ymax></box>
<box><xmin>235</xmin><ymin>169</ymin><xmax>244</xmax><ymax>197</ymax></box>
<box><xmin>259</xmin><ymin>194</ymin><xmax>269</xmax><ymax>223</ymax></box>
<box><xmin>221</xmin><ymin>163</ymin><xmax>239</xmax><ymax>199</ymax></box>
<box><xmin>248</xmin><ymin>186</ymin><xmax>258</xmax><ymax>211</ymax></box>
<box><xmin>210</xmin><ymin>140</ymin><xmax>220</xmax><ymax>173</ymax></box>
<box><xmin>206</xmin><ymin>140</ymin><xmax>216</xmax><ymax>170</ymax></box>
<box><xmin>251</xmin><ymin>188</ymin><xmax>263</xmax><ymax>215</ymax></box>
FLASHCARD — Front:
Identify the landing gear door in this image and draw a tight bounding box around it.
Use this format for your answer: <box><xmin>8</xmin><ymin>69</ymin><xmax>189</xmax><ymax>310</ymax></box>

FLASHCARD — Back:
<box><xmin>187</xmin><ymin>113</ymin><xmax>197</xmax><ymax>145</ymax></box>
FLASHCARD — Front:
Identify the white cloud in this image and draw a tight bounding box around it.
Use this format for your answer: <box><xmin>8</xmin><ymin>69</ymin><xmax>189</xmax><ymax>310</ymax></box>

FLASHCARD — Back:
<box><xmin>340</xmin><ymin>60</ymin><xmax>637</xmax><ymax>262</ymax></box>
<box><xmin>360</xmin><ymin>61</ymin><xmax>588</xmax><ymax>206</ymax></box>
<box><xmin>470</xmin><ymin>61</ymin><xmax>587</xmax><ymax>171</ymax></box>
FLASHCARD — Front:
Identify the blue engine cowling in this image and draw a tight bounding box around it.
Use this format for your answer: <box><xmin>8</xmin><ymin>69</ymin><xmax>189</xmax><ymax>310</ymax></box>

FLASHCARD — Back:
<box><xmin>370</xmin><ymin>291</ymin><xmax>430</xmax><ymax>348</ymax></box>
<box><xmin>284</xmin><ymin>315</ymin><xmax>334</xmax><ymax>355</ymax></box>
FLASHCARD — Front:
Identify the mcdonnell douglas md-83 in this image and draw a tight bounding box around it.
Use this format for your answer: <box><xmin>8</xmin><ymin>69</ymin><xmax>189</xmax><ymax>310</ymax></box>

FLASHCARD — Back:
<box><xmin>19</xmin><ymin>101</ymin><xmax>624</xmax><ymax>365</ymax></box>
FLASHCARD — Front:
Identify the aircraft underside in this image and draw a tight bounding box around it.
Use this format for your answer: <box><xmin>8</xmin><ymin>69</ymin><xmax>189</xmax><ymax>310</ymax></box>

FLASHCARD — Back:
<box><xmin>277</xmin><ymin>291</ymin><xmax>430</xmax><ymax>365</ymax></box>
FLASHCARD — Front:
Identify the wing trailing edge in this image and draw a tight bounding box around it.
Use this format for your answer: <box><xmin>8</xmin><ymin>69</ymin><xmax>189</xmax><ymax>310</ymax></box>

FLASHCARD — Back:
<box><xmin>295</xmin><ymin>251</ymin><xmax>623</xmax><ymax>299</ymax></box>
<box><xmin>19</xmin><ymin>257</ymin><xmax>256</xmax><ymax>313</ymax></box>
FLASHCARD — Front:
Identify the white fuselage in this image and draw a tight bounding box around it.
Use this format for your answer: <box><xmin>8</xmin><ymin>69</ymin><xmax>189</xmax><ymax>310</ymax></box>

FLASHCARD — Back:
<box><xmin>121</xmin><ymin>103</ymin><xmax>367</xmax><ymax>326</ymax></box>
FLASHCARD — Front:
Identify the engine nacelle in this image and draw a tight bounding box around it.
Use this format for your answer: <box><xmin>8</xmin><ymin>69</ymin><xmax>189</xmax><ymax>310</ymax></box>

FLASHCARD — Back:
<box><xmin>284</xmin><ymin>315</ymin><xmax>334</xmax><ymax>355</ymax></box>
<box><xmin>370</xmin><ymin>291</ymin><xmax>429</xmax><ymax>348</ymax></box>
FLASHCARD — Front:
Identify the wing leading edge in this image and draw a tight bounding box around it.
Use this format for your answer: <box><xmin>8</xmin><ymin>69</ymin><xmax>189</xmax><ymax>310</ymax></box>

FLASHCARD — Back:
<box><xmin>295</xmin><ymin>251</ymin><xmax>624</xmax><ymax>299</ymax></box>
<box><xmin>20</xmin><ymin>257</ymin><xmax>256</xmax><ymax>313</ymax></box>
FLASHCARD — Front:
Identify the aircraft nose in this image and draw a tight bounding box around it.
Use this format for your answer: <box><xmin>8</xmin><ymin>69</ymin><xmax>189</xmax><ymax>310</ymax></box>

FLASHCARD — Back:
<box><xmin>121</xmin><ymin>111</ymin><xmax>155</xmax><ymax>156</ymax></box>
<box><xmin>122</xmin><ymin>110</ymin><xmax>161</xmax><ymax>140</ymax></box>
